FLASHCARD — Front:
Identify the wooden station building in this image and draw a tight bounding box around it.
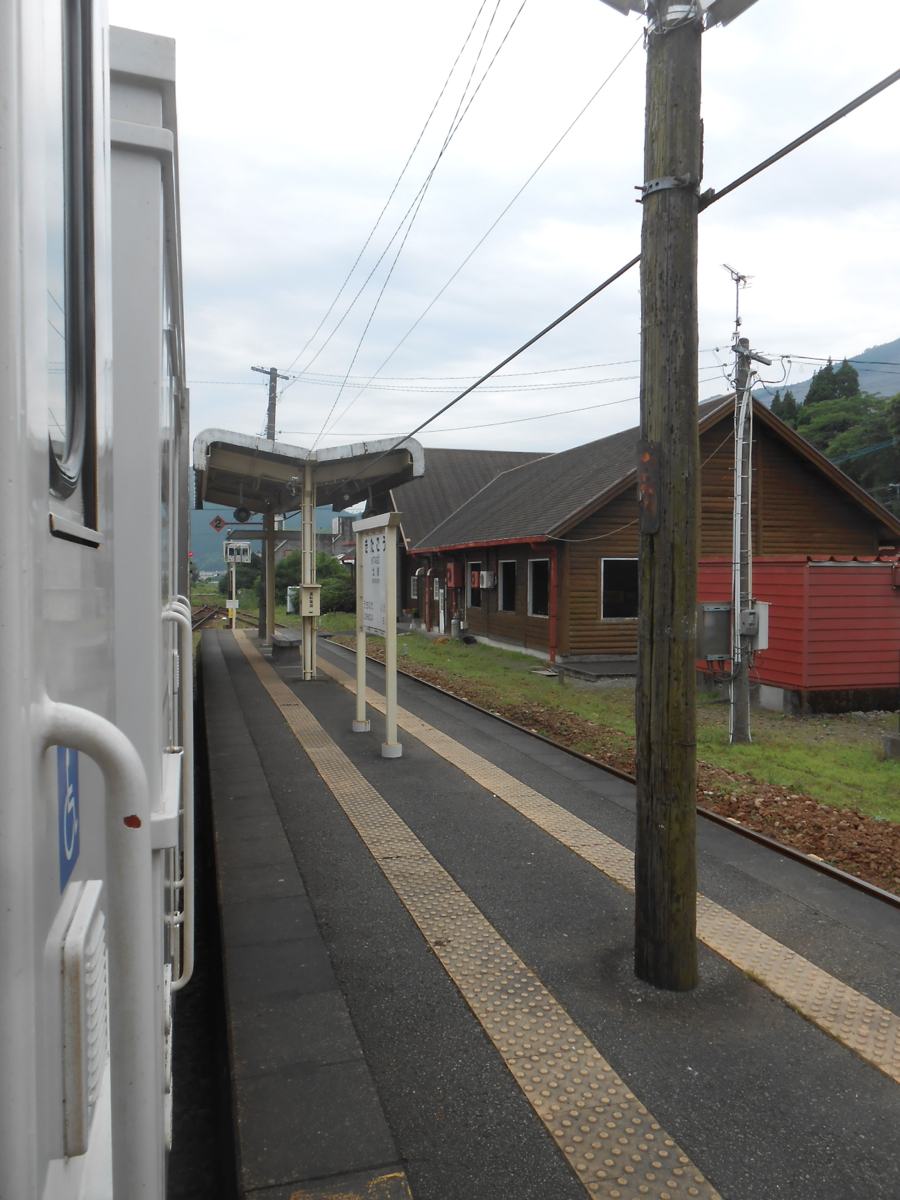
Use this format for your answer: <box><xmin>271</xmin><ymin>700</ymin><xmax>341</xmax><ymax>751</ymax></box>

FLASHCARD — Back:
<box><xmin>379</xmin><ymin>397</ymin><xmax>900</xmax><ymax>708</ymax></box>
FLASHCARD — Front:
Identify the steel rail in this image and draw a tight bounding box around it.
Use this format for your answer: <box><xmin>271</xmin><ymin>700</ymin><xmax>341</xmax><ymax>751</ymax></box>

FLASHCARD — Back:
<box><xmin>319</xmin><ymin>635</ymin><xmax>900</xmax><ymax>911</ymax></box>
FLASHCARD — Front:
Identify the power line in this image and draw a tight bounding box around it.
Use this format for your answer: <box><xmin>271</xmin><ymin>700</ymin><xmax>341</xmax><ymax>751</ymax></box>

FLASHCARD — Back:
<box><xmin>286</xmin><ymin>0</ymin><xmax>529</xmax><ymax>414</ymax></box>
<box><xmin>282</xmin><ymin>0</ymin><xmax>494</xmax><ymax>376</ymax></box>
<box><xmin>698</xmin><ymin>66</ymin><xmax>900</xmax><ymax>212</ymax></box>
<box><xmin>279</xmin><ymin>370</ymin><xmax>725</xmax><ymax>439</ymax></box>
<box><xmin>317</xmin><ymin>30</ymin><xmax>644</xmax><ymax>442</ymax></box>
<box><xmin>344</xmin><ymin>66</ymin><xmax>900</xmax><ymax>487</ymax></box>
<box><xmin>304</xmin><ymin>0</ymin><xmax>531</xmax><ymax>456</ymax></box>
<box><xmin>189</xmin><ymin>348</ymin><xmax>726</xmax><ymax>390</ymax></box>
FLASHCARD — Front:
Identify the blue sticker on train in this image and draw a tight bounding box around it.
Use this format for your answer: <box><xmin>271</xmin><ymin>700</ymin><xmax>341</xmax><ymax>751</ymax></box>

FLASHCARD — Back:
<box><xmin>57</xmin><ymin>747</ymin><xmax>80</xmax><ymax>890</ymax></box>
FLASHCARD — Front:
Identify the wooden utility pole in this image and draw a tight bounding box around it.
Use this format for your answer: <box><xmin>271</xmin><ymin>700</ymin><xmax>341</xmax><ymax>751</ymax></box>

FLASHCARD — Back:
<box><xmin>251</xmin><ymin>364</ymin><xmax>288</xmax><ymax>643</ymax></box>
<box><xmin>634</xmin><ymin>2</ymin><xmax>703</xmax><ymax>991</ymax></box>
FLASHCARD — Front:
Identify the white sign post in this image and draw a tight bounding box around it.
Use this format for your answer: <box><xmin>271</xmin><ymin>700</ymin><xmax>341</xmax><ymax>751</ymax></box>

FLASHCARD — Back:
<box><xmin>352</xmin><ymin>513</ymin><xmax>402</xmax><ymax>758</ymax></box>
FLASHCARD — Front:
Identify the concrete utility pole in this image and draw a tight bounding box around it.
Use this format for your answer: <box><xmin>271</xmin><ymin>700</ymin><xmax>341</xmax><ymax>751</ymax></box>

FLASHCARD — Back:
<box><xmin>731</xmin><ymin>334</ymin><xmax>753</xmax><ymax>743</ymax></box>
<box><xmin>728</xmin><ymin>321</ymin><xmax>771</xmax><ymax>744</ymax></box>
<box><xmin>251</xmin><ymin>365</ymin><xmax>288</xmax><ymax>644</ymax></box>
<box><xmin>634</xmin><ymin>2</ymin><xmax>703</xmax><ymax>992</ymax></box>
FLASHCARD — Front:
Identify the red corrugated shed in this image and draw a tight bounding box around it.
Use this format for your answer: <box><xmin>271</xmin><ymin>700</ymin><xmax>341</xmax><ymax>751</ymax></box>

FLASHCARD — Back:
<box><xmin>698</xmin><ymin>555</ymin><xmax>900</xmax><ymax>693</ymax></box>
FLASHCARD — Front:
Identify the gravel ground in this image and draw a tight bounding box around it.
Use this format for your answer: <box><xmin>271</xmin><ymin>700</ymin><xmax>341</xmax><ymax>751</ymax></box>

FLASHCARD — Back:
<box><xmin>340</xmin><ymin>640</ymin><xmax>899</xmax><ymax>896</ymax></box>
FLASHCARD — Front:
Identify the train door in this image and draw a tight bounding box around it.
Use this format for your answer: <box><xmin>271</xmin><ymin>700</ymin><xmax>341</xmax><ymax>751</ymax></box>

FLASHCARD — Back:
<box><xmin>110</xmin><ymin>23</ymin><xmax>192</xmax><ymax>1177</ymax></box>
<box><xmin>0</xmin><ymin>10</ymin><xmax>187</xmax><ymax>1199</ymax></box>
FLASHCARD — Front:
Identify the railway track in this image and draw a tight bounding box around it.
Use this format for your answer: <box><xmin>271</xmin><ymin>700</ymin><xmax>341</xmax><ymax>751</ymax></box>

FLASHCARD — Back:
<box><xmin>191</xmin><ymin>612</ymin><xmax>898</xmax><ymax>909</ymax></box>
<box><xmin>191</xmin><ymin>604</ymin><xmax>259</xmax><ymax>631</ymax></box>
<box><xmin>319</xmin><ymin>635</ymin><xmax>900</xmax><ymax>911</ymax></box>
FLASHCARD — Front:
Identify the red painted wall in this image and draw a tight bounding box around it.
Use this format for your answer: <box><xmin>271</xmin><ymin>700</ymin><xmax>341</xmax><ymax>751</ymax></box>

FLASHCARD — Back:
<box><xmin>698</xmin><ymin>556</ymin><xmax>900</xmax><ymax>692</ymax></box>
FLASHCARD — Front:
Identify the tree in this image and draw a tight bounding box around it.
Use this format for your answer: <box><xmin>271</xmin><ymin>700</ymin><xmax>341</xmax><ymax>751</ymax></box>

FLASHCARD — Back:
<box><xmin>793</xmin><ymin>391</ymin><xmax>900</xmax><ymax>517</ymax></box>
<box><xmin>274</xmin><ymin>550</ymin><xmax>354</xmax><ymax>611</ymax></box>
<box><xmin>803</xmin><ymin>359</ymin><xmax>836</xmax><ymax>407</ymax></box>
<box><xmin>770</xmin><ymin>388</ymin><xmax>798</xmax><ymax>427</ymax></box>
<box><xmin>833</xmin><ymin>358</ymin><xmax>860</xmax><ymax>399</ymax></box>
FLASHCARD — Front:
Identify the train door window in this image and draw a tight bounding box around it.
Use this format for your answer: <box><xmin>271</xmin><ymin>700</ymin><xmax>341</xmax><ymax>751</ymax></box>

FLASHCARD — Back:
<box><xmin>160</xmin><ymin>322</ymin><xmax>176</xmax><ymax>600</ymax></box>
<box><xmin>47</xmin><ymin>0</ymin><xmax>97</xmax><ymax>538</ymax></box>
<box><xmin>601</xmin><ymin>558</ymin><xmax>639</xmax><ymax>619</ymax></box>
<box><xmin>498</xmin><ymin>560</ymin><xmax>517</xmax><ymax>612</ymax></box>
<box><xmin>528</xmin><ymin>559</ymin><xmax>550</xmax><ymax>617</ymax></box>
<box><xmin>467</xmin><ymin>561</ymin><xmax>482</xmax><ymax>609</ymax></box>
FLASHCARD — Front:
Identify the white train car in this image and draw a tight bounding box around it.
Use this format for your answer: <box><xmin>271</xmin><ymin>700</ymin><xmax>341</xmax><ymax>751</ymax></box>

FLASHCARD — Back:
<box><xmin>0</xmin><ymin>5</ymin><xmax>191</xmax><ymax>1197</ymax></box>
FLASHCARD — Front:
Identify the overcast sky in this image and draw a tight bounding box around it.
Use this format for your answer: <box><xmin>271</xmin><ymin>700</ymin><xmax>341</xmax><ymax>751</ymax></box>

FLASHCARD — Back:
<box><xmin>108</xmin><ymin>0</ymin><xmax>900</xmax><ymax>458</ymax></box>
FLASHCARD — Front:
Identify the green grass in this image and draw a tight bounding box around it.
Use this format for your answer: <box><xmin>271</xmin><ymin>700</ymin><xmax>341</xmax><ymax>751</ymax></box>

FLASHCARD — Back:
<box><xmin>363</xmin><ymin>632</ymin><xmax>899</xmax><ymax>823</ymax></box>
<box><xmin>190</xmin><ymin>585</ymin><xmax>356</xmax><ymax>635</ymax></box>
<box><xmin>318</xmin><ymin>611</ymin><xmax>357</xmax><ymax>634</ymax></box>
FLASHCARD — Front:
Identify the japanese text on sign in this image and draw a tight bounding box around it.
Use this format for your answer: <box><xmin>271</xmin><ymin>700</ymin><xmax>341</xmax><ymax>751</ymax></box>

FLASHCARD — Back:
<box><xmin>362</xmin><ymin>532</ymin><xmax>387</xmax><ymax>636</ymax></box>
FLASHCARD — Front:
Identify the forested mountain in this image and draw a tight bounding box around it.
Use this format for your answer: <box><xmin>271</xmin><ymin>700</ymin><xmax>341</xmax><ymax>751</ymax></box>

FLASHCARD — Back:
<box><xmin>768</xmin><ymin>356</ymin><xmax>900</xmax><ymax>519</ymax></box>
<box><xmin>760</xmin><ymin>337</ymin><xmax>900</xmax><ymax>405</ymax></box>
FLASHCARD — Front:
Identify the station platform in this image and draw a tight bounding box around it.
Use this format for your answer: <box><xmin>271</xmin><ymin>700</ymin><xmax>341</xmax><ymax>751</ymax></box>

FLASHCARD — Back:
<box><xmin>197</xmin><ymin>628</ymin><xmax>900</xmax><ymax>1200</ymax></box>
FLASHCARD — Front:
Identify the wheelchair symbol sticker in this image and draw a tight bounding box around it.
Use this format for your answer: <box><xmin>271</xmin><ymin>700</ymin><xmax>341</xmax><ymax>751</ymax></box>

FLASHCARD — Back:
<box><xmin>57</xmin><ymin>747</ymin><xmax>80</xmax><ymax>890</ymax></box>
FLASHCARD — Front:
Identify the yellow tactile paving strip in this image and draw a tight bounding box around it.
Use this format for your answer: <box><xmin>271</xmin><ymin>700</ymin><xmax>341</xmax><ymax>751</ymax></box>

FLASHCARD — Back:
<box><xmin>235</xmin><ymin>633</ymin><xmax>720</xmax><ymax>1200</ymax></box>
<box><xmin>315</xmin><ymin>650</ymin><xmax>900</xmax><ymax>1088</ymax></box>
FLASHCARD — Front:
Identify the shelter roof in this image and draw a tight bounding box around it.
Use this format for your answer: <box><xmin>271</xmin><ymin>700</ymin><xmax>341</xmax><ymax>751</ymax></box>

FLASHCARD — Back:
<box><xmin>192</xmin><ymin>430</ymin><xmax>424</xmax><ymax>515</ymax></box>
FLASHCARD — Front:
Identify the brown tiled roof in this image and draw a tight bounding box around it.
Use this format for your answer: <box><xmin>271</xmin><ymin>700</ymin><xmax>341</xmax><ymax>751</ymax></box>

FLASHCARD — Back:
<box><xmin>413</xmin><ymin>394</ymin><xmax>900</xmax><ymax>550</ymax></box>
<box><xmin>390</xmin><ymin>447</ymin><xmax>546</xmax><ymax>549</ymax></box>
<box><xmin>413</xmin><ymin>400</ymin><xmax>726</xmax><ymax>548</ymax></box>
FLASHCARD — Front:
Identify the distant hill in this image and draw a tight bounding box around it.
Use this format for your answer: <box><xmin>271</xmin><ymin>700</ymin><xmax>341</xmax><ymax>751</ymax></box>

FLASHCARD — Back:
<box><xmin>190</xmin><ymin>503</ymin><xmax>350</xmax><ymax>573</ymax></box>
<box><xmin>759</xmin><ymin>337</ymin><xmax>900</xmax><ymax>405</ymax></box>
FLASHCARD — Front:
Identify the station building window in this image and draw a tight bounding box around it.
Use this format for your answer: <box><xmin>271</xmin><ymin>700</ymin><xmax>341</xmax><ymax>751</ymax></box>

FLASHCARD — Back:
<box><xmin>498</xmin><ymin>560</ymin><xmax>517</xmax><ymax>612</ymax></box>
<box><xmin>601</xmin><ymin>558</ymin><xmax>639</xmax><ymax>619</ymax></box>
<box><xmin>528</xmin><ymin>559</ymin><xmax>549</xmax><ymax>617</ymax></box>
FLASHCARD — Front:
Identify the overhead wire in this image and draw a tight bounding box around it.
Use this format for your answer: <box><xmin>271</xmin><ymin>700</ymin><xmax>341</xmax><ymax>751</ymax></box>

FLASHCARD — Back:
<box><xmin>274</xmin><ymin>370</ymin><xmax>724</xmax><ymax>440</ymax></box>
<box><xmin>317</xmin><ymin>30</ymin><xmax>645</xmax><ymax>442</ymax></box>
<box><xmin>281</xmin><ymin>0</ymin><xmax>494</xmax><ymax>377</ymax></box>
<box><xmin>286</xmin><ymin>0</ymin><xmax>529</xmax><ymax>427</ymax></box>
<box><xmin>304</xmin><ymin>0</ymin><xmax>527</xmax><ymax>455</ymax></box>
<box><xmin>189</xmin><ymin>348</ymin><xmax>724</xmax><ymax>390</ymax></box>
<box><xmin>341</xmin><ymin>65</ymin><xmax>900</xmax><ymax>486</ymax></box>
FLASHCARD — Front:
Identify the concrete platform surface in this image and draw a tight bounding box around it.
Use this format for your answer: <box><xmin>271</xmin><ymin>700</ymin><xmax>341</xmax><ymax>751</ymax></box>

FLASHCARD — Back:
<box><xmin>199</xmin><ymin>630</ymin><xmax>900</xmax><ymax>1200</ymax></box>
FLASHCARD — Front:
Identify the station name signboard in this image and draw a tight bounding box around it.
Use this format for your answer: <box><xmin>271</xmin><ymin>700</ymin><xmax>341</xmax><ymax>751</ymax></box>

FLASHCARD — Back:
<box><xmin>362</xmin><ymin>531</ymin><xmax>387</xmax><ymax>637</ymax></box>
<box><xmin>224</xmin><ymin>541</ymin><xmax>252</xmax><ymax>564</ymax></box>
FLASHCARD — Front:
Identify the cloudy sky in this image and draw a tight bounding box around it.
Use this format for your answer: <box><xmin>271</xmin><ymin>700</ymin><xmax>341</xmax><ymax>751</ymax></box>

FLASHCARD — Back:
<box><xmin>108</xmin><ymin>0</ymin><xmax>900</xmax><ymax>457</ymax></box>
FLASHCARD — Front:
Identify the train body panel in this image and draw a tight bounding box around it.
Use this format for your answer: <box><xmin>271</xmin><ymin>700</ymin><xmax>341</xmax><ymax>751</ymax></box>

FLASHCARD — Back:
<box><xmin>1</xmin><ymin>4</ymin><xmax>188</xmax><ymax>1197</ymax></box>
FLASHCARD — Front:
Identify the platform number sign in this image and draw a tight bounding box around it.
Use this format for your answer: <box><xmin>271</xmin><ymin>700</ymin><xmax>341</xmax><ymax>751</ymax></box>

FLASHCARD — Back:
<box><xmin>57</xmin><ymin>747</ymin><xmax>80</xmax><ymax>891</ymax></box>
<box><xmin>362</xmin><ymin>532</ymin><xmax>387</xmax><ymax>636</ymax></box>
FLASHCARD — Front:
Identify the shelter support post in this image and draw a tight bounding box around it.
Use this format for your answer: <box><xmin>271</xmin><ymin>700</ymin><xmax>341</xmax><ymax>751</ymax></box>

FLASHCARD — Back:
<box><xmin>264</xmin><ymin>511</ymin><xmax>275</xmax><ymax>646</ymax></box>
<box><xmin>302</xmin><ymin>462</ymin><xmax>316</xmax><ymax>680</ymax></box>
